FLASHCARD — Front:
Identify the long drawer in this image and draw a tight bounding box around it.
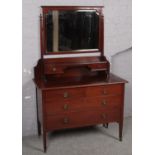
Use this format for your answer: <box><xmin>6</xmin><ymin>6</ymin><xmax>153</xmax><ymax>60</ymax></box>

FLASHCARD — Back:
<box><xmin>44</xmin><ymin>84</ymin><xmax>123</xmax><ymax>103</ymax></box>
<box><xmin>45</xmin><ymin>95</ymin><xmax>122</xmax><ymax>115</ymax></box>
<box><xmin>46</xmin><ymin>109</ymin><xmax>120</xmax><ymax>130</ymax></box>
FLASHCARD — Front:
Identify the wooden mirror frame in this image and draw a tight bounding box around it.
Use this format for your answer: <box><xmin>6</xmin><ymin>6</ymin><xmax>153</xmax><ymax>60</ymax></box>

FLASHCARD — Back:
<box><xmin>40</xmin><ymin>6</ymin><xmax>104</xmax><ymax>57</ymax></box>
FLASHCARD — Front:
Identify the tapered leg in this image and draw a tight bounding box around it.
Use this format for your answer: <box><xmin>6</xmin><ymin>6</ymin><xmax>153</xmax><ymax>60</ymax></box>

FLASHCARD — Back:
<box><xmin>43</xmin><ymin>131</ymin><xmax>47</xmax><ymax>152</ymax></box>
<box><xmin>36</xmin><ymin>87</ymin><xmax>41</xmax><ymax>136</ymax></box>
<box><xmin>37</xmin><ymin>121</ymin><xmax>41</xmax><ymax>136</ymax></box>
<box><xmin>119</xmin><ymin>122</ymin><xmax>123</xmax><ymax>141</ymax></box>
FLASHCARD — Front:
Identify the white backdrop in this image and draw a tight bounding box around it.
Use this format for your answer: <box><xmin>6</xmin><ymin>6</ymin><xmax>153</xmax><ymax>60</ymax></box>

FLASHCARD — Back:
<box><xmin>22</xmin><ymin>0</ymin><xmax>132</xmax><ymax>136</ymax></box>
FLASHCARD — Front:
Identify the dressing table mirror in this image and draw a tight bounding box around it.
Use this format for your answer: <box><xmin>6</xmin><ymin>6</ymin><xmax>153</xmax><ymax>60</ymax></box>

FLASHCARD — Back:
<box><xmin>40</xmin><ymin>6</ymin><xmax>103</xmax><ymax>55</ymax></box>
<box><xmin>46</xmin><ymin>10</ymin><xmax>99</xmax><ymax>52</ymax></box>
<box><xmin>34</xmin><ymin>6</ymin><xmax>127</xmax><ymax>152</ymax></box>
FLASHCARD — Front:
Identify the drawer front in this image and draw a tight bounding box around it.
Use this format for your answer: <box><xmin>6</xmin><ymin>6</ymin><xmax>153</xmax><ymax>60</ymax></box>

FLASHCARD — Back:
<box><xmin>86</xmin><ymin>95</ymin><xmax>122</xmax><ymax>109</ymax></box>
<box><xmin>44</xmin><ymin>64</ymin><xmax>64</xmax><ymax>74</ymax></box>
<box><xmin>45</xmin><ymin>98</ymin><xmax>85</xmax><ymax>115</ymax></box>
<box><xmin>46</xmin><ymin>109</ymin><xmax>120</xmax><ymax>130</ymax></box>
<box><xmin>88</xmin><ymin>63</ymin><xmax>108</xmax><ymax>70</ymax></box>
<box><xmin>45</xmin><ymin>88</ymin><xmax>86</xmax><ymax>102</ymax></box>
<box><xmin>45</xmin><ymin>96</ymin><xmax>121</xmax><ymax>115</ymax></box>
<box><xmin>86</xmin><ymin>84</ymin><xmax>123</xmax><ymax>97</ymax></box>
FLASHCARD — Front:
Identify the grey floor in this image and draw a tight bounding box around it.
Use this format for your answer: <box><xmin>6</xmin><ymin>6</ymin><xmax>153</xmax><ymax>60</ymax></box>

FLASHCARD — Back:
<box><xmin>22</xmin><ymin>117</ymin><xmax>132</xmax><ymax>155</ymax></box>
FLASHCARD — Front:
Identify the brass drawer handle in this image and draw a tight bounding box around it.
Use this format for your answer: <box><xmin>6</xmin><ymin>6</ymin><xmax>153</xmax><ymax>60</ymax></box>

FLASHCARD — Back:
<box><xmin>63</xmin><ymin>104</ymin><xmax>69</xmax><ymax>110</ymax></box>
<box><xmin>103</xmin><ymin>89</ymin><xmax>107</xmax><ymax>95</ymax></box>
<box><xmin>64</xmin><ymin>92</ymin><xmax>69</xmax><ymax>98</ymax></box>
<box><xmin>52</xmin><ymin>67</ymin><xmax>56</xmax><ymax>72</ymax></box>
<box><xmin>101</xmin><ymin>100</ymin><xmax>106</xmax><ymax>106</ymax></box>
<box><xmin>101</xmin><ymin>114</ymin><xmax>106</xmax><ymax>119</ymax></box>
<box><xmin>63</xmin><ymin>117</ymin><xmax>69</xmax><ymax>124</ymax></box>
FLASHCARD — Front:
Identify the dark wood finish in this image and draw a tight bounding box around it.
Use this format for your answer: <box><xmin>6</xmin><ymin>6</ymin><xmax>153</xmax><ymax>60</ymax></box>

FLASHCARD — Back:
<box><xmin>45</xmin><ymin>95</ymin><xmax>122</xmax><ymax>115</ymax></box>
<box><xmin>42</xmin><ymin>56</ymin><xmax>110</xmax><ymax>82</ymax></box>
<box><xmin>43</xmin><ymin>58</ymin><xmax>109</xmax><ymax>75</ymax></box>
<box><xmin>40</xmin><ymin>15</ymin><xmax>43</xmax><ymax>58</ymax></box>
<box><xmin>46</xmin><ymin>109</ymin><xmax>120</xmax><ymax>130</ymax></box>
<box><xmin>35</xmin><ymin>88</ymin><xmax>41</xmax><ymax>136</ymax></box>
<box><xmin>41</xmin><ymin>6</ymin><xmax>104</xmax><ymax>12</ymax></box>
<box><xmin>34</xmin><ymin>6</ymin><xmax>127</xmax><ymax>152</ymax></box>
<box><xmin>34</xmin><ymin>72</ymin><xmax>127</xmax><ymax>152</ymax></box>
<box><xmin>86</xmin><ymin>84</ymin><xmax>123</xmax><ymax>96</ymax></box>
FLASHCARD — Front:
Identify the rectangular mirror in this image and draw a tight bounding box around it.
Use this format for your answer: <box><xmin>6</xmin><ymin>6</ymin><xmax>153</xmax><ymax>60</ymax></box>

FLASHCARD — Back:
<box><xmin>45</xmin><ymin>10</ymin><xmax>99</xmax><ymax>53</ymax></box>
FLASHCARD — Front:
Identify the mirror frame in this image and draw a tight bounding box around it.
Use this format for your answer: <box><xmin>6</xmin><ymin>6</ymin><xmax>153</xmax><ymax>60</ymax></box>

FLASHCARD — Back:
<box><xmin>40</xmin><ymin>6</ymin><xmax>104</xmax><ymax>57</ymax></box>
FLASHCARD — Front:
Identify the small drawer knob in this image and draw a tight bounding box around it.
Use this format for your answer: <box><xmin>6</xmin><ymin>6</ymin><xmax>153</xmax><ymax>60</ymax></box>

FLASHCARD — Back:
<box><xmin>63</xmin><ymin>117</ymin><xmax>69</xmax><ymax>124</ymax></box>
<box><xmin>101</xmin><ymin>100</ymin><xmax>106</xmax><ymax>106</ymax></box>
<box><xmin>52</xmin><ymin>67</ymin><xmax>56</xmax><ymax>72</ymax></box>
<box><xmin>103</xmin><ymin>89</ymin><xmax>107</xmax><ymax>95</ymax></box>
<box><xmin>101</xmin><ymin>114</ymin><xmax>106</xmax><ymax>119</ymax></box>
<box><xmin>64</xmin><ymin>92</ymin><xmax>69</xmax><ymax>98</ymax></box>
<box><xmin>63</xmin><ymin>104</ymin><xmax>69</xmax><ymax>110</ymax></box>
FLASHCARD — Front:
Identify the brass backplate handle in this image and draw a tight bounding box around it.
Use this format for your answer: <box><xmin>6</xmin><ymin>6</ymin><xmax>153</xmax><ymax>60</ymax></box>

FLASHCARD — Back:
<box><xmin>103</xmin><ymin>89</ymin><xmax>107</xmax><ymax>95</ymax></box>
<box><xmin>64</xmin><ymin>92</ymin><xmax>69</xmax><ymax>98</ymax></box>
<box><xmin>101</xmin><ymin>100</ymin><xmax>106</xmax><ymax>106</ymax></box>
<box><xmin>63</xmin><ymin>104</ymin><xmax>69</xmax><ymax>110</ymax></box>
<box><xmin>52</xmin><ymin>67</ymin><xmax>56</xmax><ymax>71</ymax></box>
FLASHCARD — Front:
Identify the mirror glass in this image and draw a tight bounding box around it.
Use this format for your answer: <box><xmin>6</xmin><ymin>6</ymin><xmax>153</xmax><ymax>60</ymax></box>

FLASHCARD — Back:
<box><xmin>45</xmin><ymin>10</ymin><xmax>99</xmax><ymax>53</ymax></box>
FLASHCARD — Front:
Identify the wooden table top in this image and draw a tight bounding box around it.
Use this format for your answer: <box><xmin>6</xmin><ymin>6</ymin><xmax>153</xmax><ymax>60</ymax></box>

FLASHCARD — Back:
<box><xmin>34</xmin><ymin>73</ymin><xmax>128</xmax><ymax>90</ymax></box>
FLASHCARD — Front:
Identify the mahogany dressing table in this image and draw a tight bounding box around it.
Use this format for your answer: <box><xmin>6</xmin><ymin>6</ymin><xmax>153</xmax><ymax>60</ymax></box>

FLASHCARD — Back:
<box><xmin>33</xmin><ymin>6</ymin><xmax>127</xmax><ymax>152</ymax></box>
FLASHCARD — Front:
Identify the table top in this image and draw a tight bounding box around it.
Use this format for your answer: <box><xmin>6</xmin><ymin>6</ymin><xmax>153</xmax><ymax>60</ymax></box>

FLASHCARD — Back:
<box><xmin>34</xmin><ymin>73</ymin><xmax>128</xmax><ymax>90</ymax></box>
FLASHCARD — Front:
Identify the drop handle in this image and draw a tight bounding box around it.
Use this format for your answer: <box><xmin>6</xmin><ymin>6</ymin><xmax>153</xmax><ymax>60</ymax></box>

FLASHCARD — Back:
<box><xmin>63</xmin><ymin>104</ymin><xmax>69</xmax><ymax>110</ymax></box>
<box><xmin>63</xmin><ymin>92</ymin><xmax>69</xmax><ymax>98</ymax></box>
<box><xmin>103</xmin><ymin>89</ymin><xmax>108</xmax><ymax>95</ymax></box>
<box><xmin>52</xmin><ymin>67</ymin><xmax>56</xmax><ymax>72</ymax></box>
<box><xmin>101</xmin><ymin>100</ymin><xmax>106</xmax><ymax>106</ymax></box>
<box><xmin>63</xmin><ymin>117</ymin><xmax>69</xmax><ymax>124</ymax></box>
